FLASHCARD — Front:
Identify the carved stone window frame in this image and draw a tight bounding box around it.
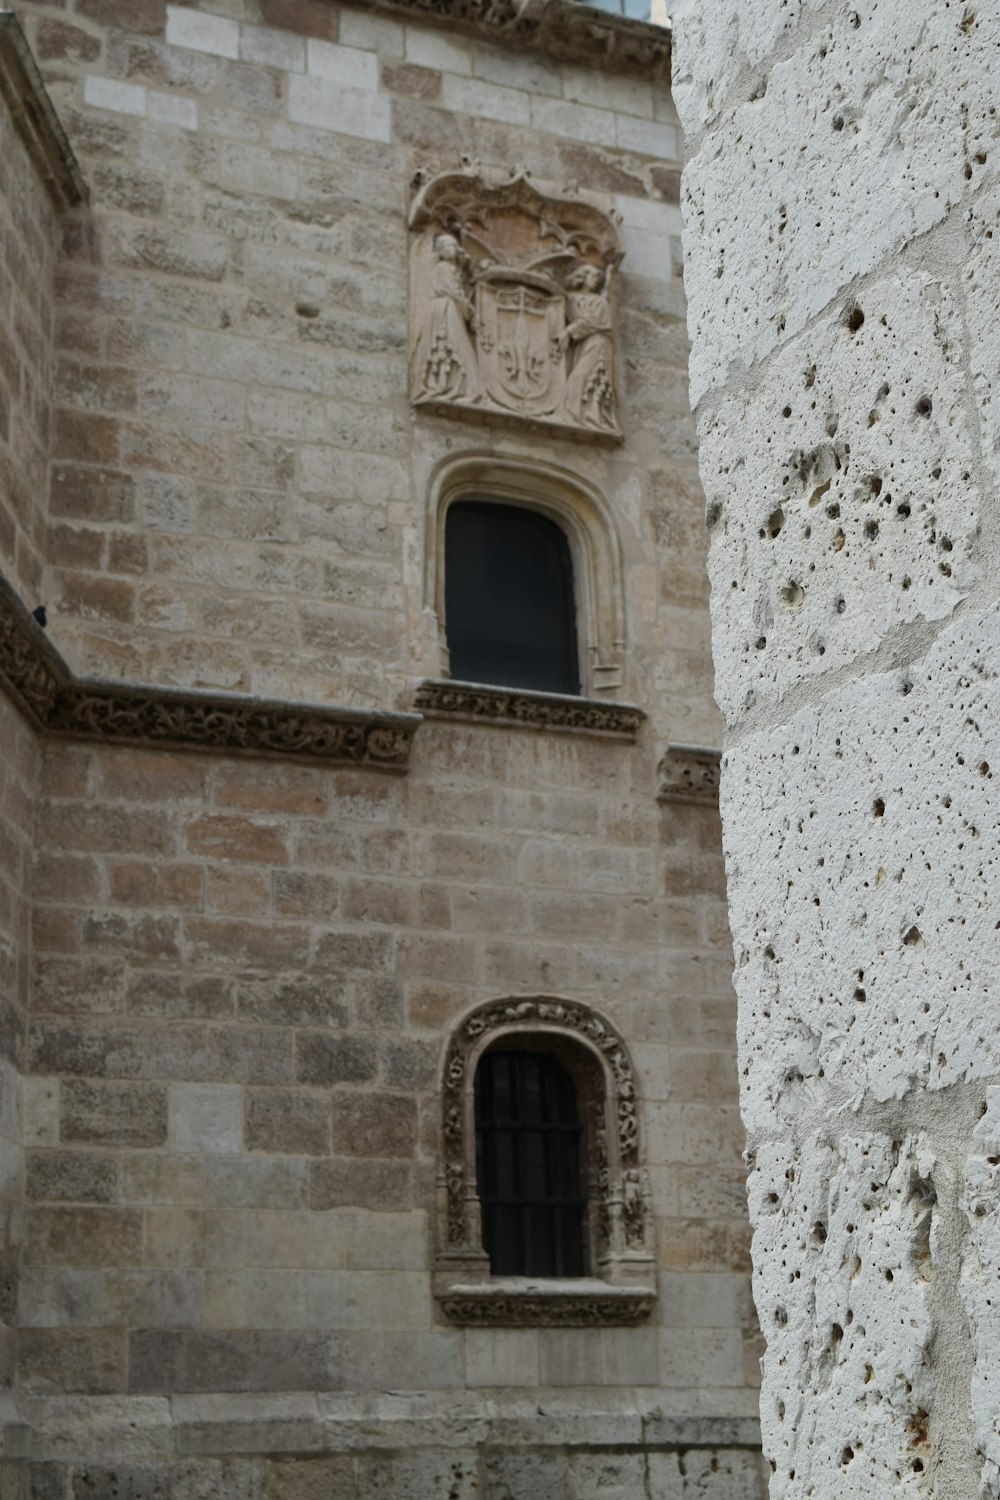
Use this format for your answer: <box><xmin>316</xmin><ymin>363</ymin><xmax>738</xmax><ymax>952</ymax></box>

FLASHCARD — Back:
<box><xmin>434</xmin><ymin>996</ymin><xmax>657</xmax><ymax>1327</ymax></box>
<box><xmin>422</xmin><ymin>452</ymin><xmax>628</xmax><ymax>699</ymax></box>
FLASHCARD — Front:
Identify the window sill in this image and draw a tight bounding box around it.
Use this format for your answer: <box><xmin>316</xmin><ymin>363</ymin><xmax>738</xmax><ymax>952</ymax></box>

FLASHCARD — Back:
<box><xmin>414</xmin><ymin>679</ymin><xmax>645</xmax><ymax>741</ymax></box>
<box><xmin>437</xmin><ymin>1278</ymin><xmax>656</xmax><ymax>1327</ymax></box>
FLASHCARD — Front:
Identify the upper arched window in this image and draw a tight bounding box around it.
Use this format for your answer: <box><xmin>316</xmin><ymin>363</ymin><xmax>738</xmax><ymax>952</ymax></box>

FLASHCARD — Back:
<box><xmin>444</xmin><ymin>499</ymin><xmax>580</xmax><ymax>696</ymax></box>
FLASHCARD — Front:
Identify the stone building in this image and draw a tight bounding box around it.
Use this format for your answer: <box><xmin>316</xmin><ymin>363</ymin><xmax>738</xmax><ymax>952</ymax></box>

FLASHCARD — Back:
<box><xmin>0</xmin><ymin>0</ymin><xmax>763</xmax><ymax>1491</ymax></box>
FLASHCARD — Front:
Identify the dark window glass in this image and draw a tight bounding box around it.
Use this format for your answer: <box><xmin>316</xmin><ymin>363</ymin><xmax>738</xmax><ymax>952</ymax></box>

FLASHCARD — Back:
<box><xmin>475</xmin><ymin>1049</ymin><xmax>586</xmax><ymax>1277</ymax></box>
<box><xmin>445</xmin><ymin>500</ymin><xmax>580</xmax><ymax>695</ymax></box>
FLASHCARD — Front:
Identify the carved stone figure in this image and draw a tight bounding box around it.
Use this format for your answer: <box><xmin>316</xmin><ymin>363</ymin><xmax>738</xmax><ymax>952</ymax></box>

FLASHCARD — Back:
<box><xmin>410</xmin><ymin>233</ymin><xmax>482</xmax><ymax>405</ymax></box>
<box><xmin>409</xmin><ymin>166</ymin><xmax>623</xmax><ymax>441</ymax></box>
<box><xmin>560</xmin><ymin>264</ymin><xmax>616</xmax><ymax>430</ymax></box>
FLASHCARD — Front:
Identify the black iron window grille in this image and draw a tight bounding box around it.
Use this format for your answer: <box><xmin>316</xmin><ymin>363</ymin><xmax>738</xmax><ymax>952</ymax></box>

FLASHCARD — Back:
<box><xmin>474</xmin><ymin>1048</ymin><xmax>587</xmax><ymax>1278</ymax></box>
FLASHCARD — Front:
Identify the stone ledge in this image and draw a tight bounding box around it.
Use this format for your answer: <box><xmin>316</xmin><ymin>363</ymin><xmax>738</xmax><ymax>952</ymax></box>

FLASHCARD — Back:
<box><xmin>0</xmin><ymin>11</ymin><xmax>87</xmax><ymax>210</ymax></box>
<box><xmin>657</xmin><ymin>742</ymin><xmax>721</xmax><ymax>803</ymax></box>
<box><xmin>0</xmin><ymin>569</ymin><xmax>419</xmax><ymax>770</ymax></box>
<box><xmin>356</xmin><ymin>0</ymin><xmax>671</xmax><ymax>81</ymax></box>
<box><xmin>415</xmin><ymin>679</ymin><xmax>645</xmax><ymax>739</ymax></box>
<box><xmin>21</xmin><ymin>1391</ymin><xmax>761</xmax><ymax>1462</ymax></box>
<box><xmin>438</xmin><ymin>1278</ymin><xmax>656</xmax><ymax>1326</ymax></box>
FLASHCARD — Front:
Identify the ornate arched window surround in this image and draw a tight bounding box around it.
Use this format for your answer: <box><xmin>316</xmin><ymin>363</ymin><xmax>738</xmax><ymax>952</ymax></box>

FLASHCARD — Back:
<box><xmin>434</xmin><ymin>995</ymin><xmax>656</xmax><ymax>1326</ymax></box>
<box><xmin>421</xmin><ymin>453</ymin><xmax>628</xmax><ymax>699</ymax></box>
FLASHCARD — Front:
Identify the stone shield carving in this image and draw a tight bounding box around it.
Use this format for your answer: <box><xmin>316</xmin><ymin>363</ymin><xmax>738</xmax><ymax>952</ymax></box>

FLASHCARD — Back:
<box><xmin>409</xmin><ymin>165</ymin><xmax>623</xmax><ymax>440</ymax></box>
<box><xmin>477</xmin><ymin>270</ymin><xmax>566</xmax><ymax>416</ymax></box>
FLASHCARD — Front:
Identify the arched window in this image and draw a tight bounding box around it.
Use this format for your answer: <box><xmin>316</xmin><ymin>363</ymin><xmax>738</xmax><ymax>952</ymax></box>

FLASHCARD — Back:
<box><xmin>475</xmin><ymin>1047</ymin><xmax>586</xmax><ymax>1278</ymax></box>
<box><xmin>435</xmin><ymin>997</ymin><xmax>656</xmax><ymax>1325</ymax></box>
<box><xmin>444</xmin><ymin>500</ymin><xmax>580</xmax><ymax>695</ymax></box>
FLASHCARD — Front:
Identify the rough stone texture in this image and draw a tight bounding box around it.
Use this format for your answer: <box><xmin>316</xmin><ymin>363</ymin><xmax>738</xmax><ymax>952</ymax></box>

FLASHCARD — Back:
<box><xmin>679</xmin><ymin>5</ymin><xmax>1000</xmax><ymax>405</ymax></box>
<box><xmin>676</xmin><ymin>0</ymin><xmax>1000</xmax><ymax>1496</ymax></box>
<box><xmin>700</xmin><ymin>271</ymin><xmax>980</xmax><ymax>723</ymax></box>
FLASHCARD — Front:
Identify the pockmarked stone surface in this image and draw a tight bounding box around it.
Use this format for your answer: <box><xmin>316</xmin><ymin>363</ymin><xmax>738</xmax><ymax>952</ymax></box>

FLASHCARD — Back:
<box><xmin>675</xmin><ymin>0</ymin><xmax>1000</xmax><ymax>1494</ymax></box>
<box><xmin>669</xmin><ymin>0</ymin><xmax>825</xmax><ymax>138</ymax></box>
<box><xmin>700</xmin><ymin>270</ymin><xmax>979</xmax><ymax>724</ymax></box>
<box><xmin>725</xmin><ymin>605</ymin><xmax>1000</xmax><ymax>1130</ymax></box>
<box><xmin>750</xmin><ymin>1135</ymin><xmax>935</xmax><ymax>1499</ymax></box>
<box><xmin>963</xmin><ymin>1088</ymin><xmax>1000</xmax><ymax>1499</ymax></box>
<box><xmin>681</xmin><ymin>3</ymin><xmax>1000</xmax><ymax>403</ymax></box>
<box><xmin>966</xmin><ymin>176</ymin><xmax>1000</xmax><ymax>493</ymax></box>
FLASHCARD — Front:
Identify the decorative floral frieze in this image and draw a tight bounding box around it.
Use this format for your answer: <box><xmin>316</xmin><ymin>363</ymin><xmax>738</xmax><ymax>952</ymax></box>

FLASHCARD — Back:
<box><xmin>0</xmin><ymin>570</ymin><xmax>417</xmax><ymax>769</ymax></box>
<box><xmin>657</xmin><ymin>743</ymin><xmax>722</xmax><ymax>804</ymax></box>
<box><xmin>439</xmin><ymin>1287</ymin><xmax>655</xmax><ymax>1327</ymax></box>
<box><xmin>363</xmin><ymin>0</ymin><xmax>671</xmax><ymax>81</ymax></box>
<box><xmin>415</xmin><ymin>679</ymin><xmax>644</xmax><ymax>739</ymax></box>
<box><xmin>409</xmin><ymin>166</ymin><xmax>624</xmax><ymax>441</ymax></box>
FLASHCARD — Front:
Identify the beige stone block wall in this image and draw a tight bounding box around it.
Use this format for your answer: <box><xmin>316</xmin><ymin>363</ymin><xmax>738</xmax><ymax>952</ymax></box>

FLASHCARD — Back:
<box><xmin>0</xmin><ymin>693</ymin><xmax>36</xmax><ymax>1420</ymax></box>
<box><xmin>10</xmin><ymin>0</ymin><xmax>710</xmax><ymax>750</ymax></box>
<box><xmin>0</xmin><ymin>63</ymin><xmax>59</xmax><ymax>603</ymax></box>
<box><xmin>22</xmin><ymin>727</ymin><xmax>756</xmax><ymax>1410</ymax></box>
<box><xmin>0</xmin><ymin>0</ymin><xmax>766</xmax><ymax>1487</ymax></box>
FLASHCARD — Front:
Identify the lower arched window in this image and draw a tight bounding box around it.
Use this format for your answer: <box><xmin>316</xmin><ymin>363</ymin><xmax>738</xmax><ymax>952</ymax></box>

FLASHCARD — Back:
<box><xmin>435</xmin><ymin>997</ymin><xmax>657</xmax><ymax>1324</ymax></box>
<box><xmin>444</xmin><ymin>499</ymin><xmax>580</xmax><ymax>695</ymax></box>
<box><xmin>475</xmin><ymin>1047</ymin><xmax>586</xmax><ymax>1278</ymax></box>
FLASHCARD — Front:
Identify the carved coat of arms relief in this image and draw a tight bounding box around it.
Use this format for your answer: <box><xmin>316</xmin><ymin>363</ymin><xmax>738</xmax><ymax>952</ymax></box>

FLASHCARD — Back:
<box><xmin>408</xmin><ymin>165</ymin><xmax>624</xmax><ymax>441</ymax></box>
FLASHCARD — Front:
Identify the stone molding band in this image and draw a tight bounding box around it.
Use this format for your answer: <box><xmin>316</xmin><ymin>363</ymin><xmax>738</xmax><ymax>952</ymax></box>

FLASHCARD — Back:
<box><xmin>439</xmin><ymin>1285</ymin><xmax>655</xmax><ymax>1326</ymax></box>
<box><xmin>0</xmin><ymin>570</ymin><xmax>419</xmax><ymax>769</ymax></box>
<box><xmin>657</xmin><ymin>743</ymin><xmax>721</xmax><ymax>803</ymax></box>
<box><xmin>0</xmin><ymin>12</ymin><xmax>87</xmax><ymax>210</ymax></box>
<box><xmin>415</xmin><ymin>678</ymin><xmax>645</xmax><ymax>738</ymax></box>
<box><xmin>18</xmin><ymin>1391</ymin><xmax>762</xmax><ymax>1460</ymax></box>
<box><xmin>357</xmin><ymin>0</ymin><xmax>671</xmax><ymax>81</ymax></box>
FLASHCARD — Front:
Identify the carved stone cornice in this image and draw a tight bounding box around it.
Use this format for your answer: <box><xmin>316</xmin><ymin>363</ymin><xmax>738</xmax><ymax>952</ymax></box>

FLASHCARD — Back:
<box><xmin>0</xmin><ymin>570</ymin><xmax>418</xmax><ymax>769</ymax></box>
<box><xmin>657</xmin><ymin>743</ymin><xmax>721</xmax><ymax>804</ymax></box>
<box><xmin>415</xmin><ymin>679</ymin><xmax>644</xmax><ymax>739</ymax></box>
<box><xmin>0</xmin><ymin>12</ymin><xmax>87</xmax><ymax>210</ymax></box>
<box><xmin>439</xmin><ymin>1283</ymin><xmax>655</xmax><ymax>1326</ymax></box>
<box><xmin>358</xmin><ymin>0</ymin><xmax>670</xmax><ymax>81</ymax></box>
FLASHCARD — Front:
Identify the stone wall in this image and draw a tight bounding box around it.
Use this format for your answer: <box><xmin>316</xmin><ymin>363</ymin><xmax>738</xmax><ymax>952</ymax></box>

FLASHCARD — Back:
<box><xmin>674</xmin><ymin>2</ymin><xmax>1000</xmax><ymax>1497</ymax></box>
<box><xmin>0</xmin><ymin>694</ymin><xmax>35</xmax><ymax>1418</ymax></box>
<box><xmin>22</xmin><ymin>725</ymin><xmax>756</xmax><ymax>1401</ymax></box>
<box><xmin>0</xmin><ymin>28</ymin><xmax>60</xmax><ymax>604</ymax></box>
<box><xmin>11</xmin><ymin>0</ymin><xmax>703</xmax><ymax>744</ymax></box>
<box><xmin>0</xmin><ymin>0</ymin><xmax>768</xmax><ymax>1489</ymax></box>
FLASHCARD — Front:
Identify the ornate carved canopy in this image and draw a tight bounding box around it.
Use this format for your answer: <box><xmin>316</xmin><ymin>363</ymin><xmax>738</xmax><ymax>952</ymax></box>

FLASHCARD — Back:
<box><xmin>355</xmin><ymin>0</ymin><xmax>671</xmax><ymax>82</ymax></box>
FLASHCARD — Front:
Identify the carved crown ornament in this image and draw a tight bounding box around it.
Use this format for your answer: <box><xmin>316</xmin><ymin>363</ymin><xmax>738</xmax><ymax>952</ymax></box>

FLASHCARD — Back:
<box><xmin>657</xmin><ymin>743</ymin><xmax>722</xmax><ymax>805</ymax></box>
<box><xmin>409</xmin><ymin>165</ymin><xmax>624</xmax><ymax>443</ymax></box>
<box><xmin>0</xmin><ymin>569</ymin><xmax>417</xmax><ymax>769</ymax></box>
<box><xmin>355</xmin><ymin>0</ymin><xmax>671</xmax><ymax>82</ymax></box>
<box><xmin>434</xmin><ymin>995</ymin><xmax>657</xmax><ymax>1325</ymax></box>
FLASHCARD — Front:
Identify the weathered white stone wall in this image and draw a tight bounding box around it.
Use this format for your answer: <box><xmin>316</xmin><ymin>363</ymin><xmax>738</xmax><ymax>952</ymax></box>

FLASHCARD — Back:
<box><xmin>674</xmin><ymin>2</ymin><xmax>1000</xmax><ymax>1496</ymax></box>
